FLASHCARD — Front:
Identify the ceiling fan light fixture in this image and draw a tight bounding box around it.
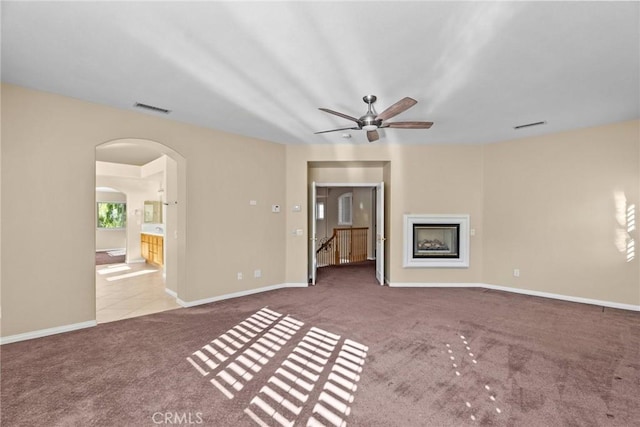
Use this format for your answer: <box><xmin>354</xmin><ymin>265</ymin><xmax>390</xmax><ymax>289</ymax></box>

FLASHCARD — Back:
<box><xmin>362</xmin><ymin>124</ymin><xmax>378</xmax><ymax>131</ymax></box>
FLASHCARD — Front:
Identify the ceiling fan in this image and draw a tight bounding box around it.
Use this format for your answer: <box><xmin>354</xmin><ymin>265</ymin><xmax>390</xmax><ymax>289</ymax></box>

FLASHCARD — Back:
<box><xmin>315</xmin><ymin>95</ymin><xmax>433</xmax><ymax>142</ymax></box>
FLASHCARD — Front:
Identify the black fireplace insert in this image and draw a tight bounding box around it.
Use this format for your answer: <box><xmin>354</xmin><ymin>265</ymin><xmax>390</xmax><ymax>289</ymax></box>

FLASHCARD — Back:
<box><xmin>413</xmin><ymin>224</ymin><xmax>460</xmax><ymax>259</ymax></box>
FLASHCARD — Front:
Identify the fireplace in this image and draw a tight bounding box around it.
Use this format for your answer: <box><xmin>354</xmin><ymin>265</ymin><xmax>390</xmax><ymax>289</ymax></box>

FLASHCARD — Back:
<box><xmin>413</xmin><ymin>224</ymin><xmax>460</xmax><ymax>259</ymax></box>
<box><xmin>404</xmin><ymin>214</ymin><xmax>470</xmax><ymax>268</ymax></box>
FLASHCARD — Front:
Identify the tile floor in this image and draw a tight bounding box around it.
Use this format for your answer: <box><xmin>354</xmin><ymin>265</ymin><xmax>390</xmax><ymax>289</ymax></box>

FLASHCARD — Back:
<box><xmin>96</xmin><ymin>262</ymin><xmax>181</xmax><ymax>323</ymax></box>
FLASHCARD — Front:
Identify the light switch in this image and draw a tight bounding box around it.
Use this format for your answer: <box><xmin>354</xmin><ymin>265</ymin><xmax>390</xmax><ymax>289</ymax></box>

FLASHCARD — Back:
<box><xmin>272</xmin><ymin>205</ymin><xmax>280</xmax><ymax>213</ymax></box>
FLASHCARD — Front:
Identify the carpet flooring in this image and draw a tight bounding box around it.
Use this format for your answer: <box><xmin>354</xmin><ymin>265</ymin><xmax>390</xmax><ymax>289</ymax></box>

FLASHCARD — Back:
<box><xmin>1</xmin><ymin>262</ymin><xmax>639</xmax><ymax>426</ymax></box>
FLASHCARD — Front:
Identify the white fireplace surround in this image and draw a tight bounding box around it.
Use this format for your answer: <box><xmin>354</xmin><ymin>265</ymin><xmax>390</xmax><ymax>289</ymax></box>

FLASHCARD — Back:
<box><xmin>403</xmin><ymin>214</ymin><xmax>470</xmax><ymax>268</ymax></box>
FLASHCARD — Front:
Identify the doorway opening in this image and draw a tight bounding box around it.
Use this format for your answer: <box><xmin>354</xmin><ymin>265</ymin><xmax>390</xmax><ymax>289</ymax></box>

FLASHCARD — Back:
<box><xmin>310</xmin><ymin>182</ymin><xmax>385</xmax><ymax>286</ymax></box>
<box><xmin>95</xmin><ymin>138</ymin><xmax>186</xmax><ymax>323</ymax></box>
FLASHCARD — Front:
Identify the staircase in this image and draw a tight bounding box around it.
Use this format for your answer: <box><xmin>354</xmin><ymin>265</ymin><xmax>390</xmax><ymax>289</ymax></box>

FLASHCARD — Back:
<box><xmin>317</xmin><ymin>227</ymin><xmax>368</xmax><ymax>267</ymax></box>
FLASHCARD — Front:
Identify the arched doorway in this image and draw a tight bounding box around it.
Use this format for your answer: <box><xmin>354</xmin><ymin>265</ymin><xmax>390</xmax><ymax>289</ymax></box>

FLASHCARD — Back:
<box><xmin>95</xmin><ymin>138</ymin><xmax>186</xmax><ymax>322</ymax></box>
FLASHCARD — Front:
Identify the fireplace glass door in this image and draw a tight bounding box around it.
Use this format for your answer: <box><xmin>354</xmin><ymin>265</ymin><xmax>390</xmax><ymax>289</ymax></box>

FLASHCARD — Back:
<box><xmin>413</xmin><ymin>224</ymin><xmax>460</xmax><ymax>259</ymax></box>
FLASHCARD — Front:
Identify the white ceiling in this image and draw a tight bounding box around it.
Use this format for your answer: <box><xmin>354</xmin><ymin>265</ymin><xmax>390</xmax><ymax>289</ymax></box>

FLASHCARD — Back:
<box><xmin>2</xmin><ymin>1</ymin><xmax>639</xmax><ymax>147</ymax></box>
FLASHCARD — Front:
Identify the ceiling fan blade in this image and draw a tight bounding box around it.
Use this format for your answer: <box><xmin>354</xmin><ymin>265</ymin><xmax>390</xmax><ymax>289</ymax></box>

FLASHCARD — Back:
<box><xmin>367</xmin><ymin>130</ymin><xmax>379</xmax><ymax>142</ymax></box>
<box><xmin>318</xmin><ymin>108</ymin><xmax>360</xmax><ymax>123</ymax></box>
<box><xmin>376</xmin><ymin>97</ymin><xmax>417</xmax><ymax>121</ymax></box>
<box><xmin>314</xmin><ymin>126</ymin><xmax>360</xmax><ymax>134</ymax></box>
<box><xmin>384</xmin><ymin>121</ymin><xmax>434</xmax><ymax>129</ymax></box>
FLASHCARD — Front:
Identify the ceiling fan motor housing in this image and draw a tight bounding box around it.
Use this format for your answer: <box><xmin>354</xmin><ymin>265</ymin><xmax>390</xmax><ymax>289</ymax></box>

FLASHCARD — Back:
<box><xmin>361</xmin><ymin>95</ymin><xmax>382</xmax><ymax>130</ymax></box>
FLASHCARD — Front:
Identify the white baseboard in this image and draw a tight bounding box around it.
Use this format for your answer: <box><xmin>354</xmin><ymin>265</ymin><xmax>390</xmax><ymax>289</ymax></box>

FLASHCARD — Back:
<box><xmin>7</xmin><ymin>281</ymin><xmax>632</xmax><ymax>345</ymax></box>
<box><xmin>177</xmin><ymin>283</ymin><xmax>308</xmax><ymax>308</ymax></box>
<box><xmin>389</xmin><ymin>282</ymin><xmax>485</xmax><ymax>288</ymax></box>
<box><xmin>0</xmin><ymin>283</ymin><xmax>308</xmax><ymax>344</ymax></box>
<box><xmin>388</xmin><ymin>282</ymin><xmax>640</xmax><ymax>312</ymax></box>
<box><xmin>482</xmin><ymin>283</ymin><xmax>640</xmax><ymax>311</ymax></box>
<box><xmin>0</xmin><ymin>320</ymin><xmax>97</xmax><ymax>345</ymax></box>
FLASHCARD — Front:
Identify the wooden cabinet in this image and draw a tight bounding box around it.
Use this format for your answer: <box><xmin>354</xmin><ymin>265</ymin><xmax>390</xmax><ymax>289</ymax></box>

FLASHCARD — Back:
<box><xmin>141</xmin><ymin>233</ymin><xmax>163</xmax><ymax>266</ymax></box>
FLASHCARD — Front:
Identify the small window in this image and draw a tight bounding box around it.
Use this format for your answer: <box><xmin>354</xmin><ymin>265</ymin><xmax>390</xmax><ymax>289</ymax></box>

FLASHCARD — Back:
<box><xmin>338</xmin><ymin>192</ymin><xmax>352</xmax><ymax>225</ymax></box>
<box><xmin>316</xmin><ymin>202</ymin><xmax>325</xmax><ymax>220</ymax></box>
<box><xmin>97</xmin><ymin>202</ymin><xmax>126</xmax><ymax>229</ymax></box>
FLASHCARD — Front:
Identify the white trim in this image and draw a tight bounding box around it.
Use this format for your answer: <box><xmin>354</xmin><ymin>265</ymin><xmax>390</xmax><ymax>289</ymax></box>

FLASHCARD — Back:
<box><xmin>0</xmin><ymin>320</ymin><xmax>97</xmax><ymax>345</ymax></box>
<box><xmin>165</xmin><ymin>288</ymin><xmax>178</xmax><ymax>298</ymax></box>
<box><xmin>388</xmin><ymin>282</ymin><xmax>640</xmax><ymax>311</ymax></box>
<box><xmin>5</xmin><ymin>281</ymin><xmax>635</xmax><ymax>345</ymax></box>
<box><xmin>403</xmin><ymin>214</ymin><xmax>470</xmax><ymax>268</ymax></box>
<box><xmin>315</xmin><ymin>182</ymin><xmax>380</xmax><ymax>188</ymax></box>
<box><xmin>482</xmin><ymin>283</ymin><xmax>640</xmax><ymax>311</ymax></box>
<box><xmin>390</xmin><ymin>282</ymin><xmax>484</xmax><ymax>288</ymax></box>
<box><xmin>177</xmin><ymin>283</ymin><xmax>308</xmax><ymax>308</ymax></box>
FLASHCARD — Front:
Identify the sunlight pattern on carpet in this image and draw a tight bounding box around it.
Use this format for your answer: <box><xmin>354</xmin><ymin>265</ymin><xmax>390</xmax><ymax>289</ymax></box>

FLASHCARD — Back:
<box><xmin>187</xmin><ymin>307</ymin><xmax>368</xmax><ymax>427</ymax></box>
<box><xmin>445</xmin><ymin>333</ymin><xmax>503</xmax><ymax>422</ymax></box>
<box><xmin>244</xmin><ymin>327</ymin><xmax>368</xmax><ymax>427</ymax></box>
<box><xmin>187</xmin><ymin>307</ymin><xmax>304</xmax><ymax>399</ymax></box>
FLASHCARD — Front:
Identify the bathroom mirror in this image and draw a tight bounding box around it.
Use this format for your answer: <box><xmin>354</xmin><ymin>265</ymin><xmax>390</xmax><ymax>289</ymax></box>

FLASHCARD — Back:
<box><xmin>143</xmin><ymin>201</ymin><xmax>163</xmax><ymax>223</ymax></box>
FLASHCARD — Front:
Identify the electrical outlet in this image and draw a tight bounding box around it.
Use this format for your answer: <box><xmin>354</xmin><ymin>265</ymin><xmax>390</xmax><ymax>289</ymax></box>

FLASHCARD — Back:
<box><xmin>254</xmin><ymin>269</ymin><xmax>261</xmax><ymax>278</ymax></box>
<box><xmin>513</xmin><ymin>269</ymin><xmax>520</xmax><ymax>277</ymax></box>
<box><xmin>237</xmin><ymin>272</ymin><xmax>243</xmax><ymax>280</ymax></box>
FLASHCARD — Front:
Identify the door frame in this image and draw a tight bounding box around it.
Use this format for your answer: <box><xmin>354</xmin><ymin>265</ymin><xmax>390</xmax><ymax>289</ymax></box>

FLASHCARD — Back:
<box><xmin>95</xmin><ymin>138</ymin><xmax>186</xmax><ymax>308</ymax></box>
<box><xmin>311</xmin><ymin>182</ymin><xmax>385</xmax><ymax>285</ymax></box>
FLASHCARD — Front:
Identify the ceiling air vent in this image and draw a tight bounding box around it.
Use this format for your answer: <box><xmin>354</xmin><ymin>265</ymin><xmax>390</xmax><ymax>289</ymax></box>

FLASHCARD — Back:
<box><xmin>514</xmin><ymin>121</ymin><xmax>546</xmax><ymax>130</ymax></box>
<box><xmin>134</xmin><ymin>102</ymin><xmax>171</xmax><ymax>114</ymax></box>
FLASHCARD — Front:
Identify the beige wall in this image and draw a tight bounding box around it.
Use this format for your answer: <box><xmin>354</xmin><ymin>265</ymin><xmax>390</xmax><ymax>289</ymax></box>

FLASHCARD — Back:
<box><xmin>285</xmin><ymin>144</ymin><xmax>484</xmax><ymax>285</ymax></box>
<box><xmin>2</xmin><ymin>84</ymin><xmax>638</xmax><ymax>340</ymax></box>
<box><xmin>286</xmin><ymin>123</ymin><xmax>639</xmax><ymax>307</ymax></box>
<box><xmin>309</xmin><ymin>164</ymin><xmax>383</xmax><ymax>260</ymax></box>
<box><xmin>483</xmin><ymin>120</ymin><xmax>640</xmax><ymax>305</ymax></box>
<box><xmin>284</xmin><ymin>149</ymin><xmax>394</xmax><ymax>284</ymax></box>
<box><xmin>1</xmin><ymin>84</ymin><xmax>286</xmax><ymax>337</ymax></box>
<box><xmin>352</xmin><ymin>188</ymin><xmax>374</xmax><ymax>259</ymax></box>
<box><xmin>388</xmin><ymin>145</ymin><xmax>484</xmax><ymax>284</ymax></box>
<box><xmin>309</xmin><ymin>165</ymin><xmax>384</xmax><ymax>183</ymax></box>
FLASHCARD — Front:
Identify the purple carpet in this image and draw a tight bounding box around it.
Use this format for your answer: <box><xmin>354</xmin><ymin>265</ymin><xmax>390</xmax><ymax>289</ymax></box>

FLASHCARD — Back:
<box><xmin>2</xmin><ymin>261</ymin><xmax>639</xmax><ymax>426</ymax></box>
